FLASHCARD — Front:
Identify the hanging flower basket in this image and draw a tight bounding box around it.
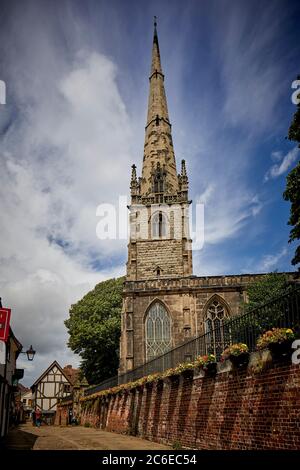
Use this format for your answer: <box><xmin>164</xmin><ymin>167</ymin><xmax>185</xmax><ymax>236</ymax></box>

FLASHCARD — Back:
<box><xmin>204</xmin><ymin>361</ymin><xmax>218</xmax><ymax>375</ymax></box>
<box><xmin>181</xmin><ymin>368</ymin><xmax>194</xmax><ymax>378</ymax></box>
<box><xmin>175</xmin><ymin>362</ymin><xmax>195</xmax><ymax>377</ymax></box>
<box><xmin>195</xmin><ymin>354</ymin><xmax>217</xmax><ymax>376</ymax></box>
<box><xmin>221</xmin><ymin>343</ymin><xmax>249</xmax><ymax>368</ymax></box>
<box><xmin>156</xmin><ymin>378</ymin><xmax>165</xmax><ymax>390</ymax></box>
<box><xmin>268</xmin><ymin>340</ymin><xmax>293</xmax><ymax>359</ymax></box>
<box><xmin>162</xmin><ymin>368</ymin><xmax>179</xmax><ymax>380</ymax></box>
<box><xmin>145</xmin><ymin>381</ymin><xmax>152</xmax><ymax>389</ymax></box>
<box><xmin>135</xmin><ymin>384</ymin><xmax>145</xmax><ymax>392</ymax></box>
<box><xmin>167</xmin><ymin>374</ymin><xmax>180</xmax><ymax>382</ymax></box>
<box><xmin>228</xmin><ymin>352</ymin><xmax>249</xmax><ymax>368</ymax></box>
<box><xmin>145</xmin><ymin>373</ymin><xmax>161</xmax><ymax>386</ymax></box>
<box><xmin>257</xmin><ymin>328</ymin><xmax>296</xmax><ymax>360</ymax></box>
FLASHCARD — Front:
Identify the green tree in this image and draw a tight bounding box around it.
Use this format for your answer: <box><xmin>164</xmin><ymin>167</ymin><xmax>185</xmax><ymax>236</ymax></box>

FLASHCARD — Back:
<box><xmin>227</xmin><ymin>273</ymin><xmax>293</xmax><ymax>345</ymax></box>
<box><xmin>65</xmin><ymin>277</ymin><xmax>124</xmax><ymax>385</ymax></box>
<box><xmin>283</xmin><ymin>77</ymin><xmax>300</xmax><ymax>267</ymax></box>
<box><xmin>244</xmin><ymin>272</ymin><xmax>292</xmax><ymax>311</ymax></box>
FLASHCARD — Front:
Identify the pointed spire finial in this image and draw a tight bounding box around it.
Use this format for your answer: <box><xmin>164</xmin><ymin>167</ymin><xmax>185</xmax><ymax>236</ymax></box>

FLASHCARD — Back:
<box><xmin>130</xmin><ymin>164</ymin><xmax>140</xmax><ymax>196</ymax></box>
<box><xmin>131</xmin><ymin>164</ymin><xmax>137</xmax><ymax>182</ymax></box>
<box><xmin>179</xmin><ymin>159</ymin><xmax>188</xmax><ymax>191</ymax></box>
<box><xmin>153</xmin><ymin>16</ymin><xmax>159</xmax><ymax>45</ymax></box>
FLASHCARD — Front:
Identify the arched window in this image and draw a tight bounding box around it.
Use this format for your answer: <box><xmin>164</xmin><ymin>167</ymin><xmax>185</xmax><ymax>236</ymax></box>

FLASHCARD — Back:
<box><xmin>145</xmin><ymin>302</ymin><xmax>171</xmax><ymax>361</ymax></box>
<box><xmin>151</xmin><ymin>211</ymin><xmax>167</xmax><ymax>238</ymax></box>
<box><xmin>152</xmin><ymin>163</ymin><xmax>165</xmax><ymax>193</ymax></box>
<box><xmin>205</xmin><ymin>298</ymin><xmax>229</xmax><ymax>358</ymax></box>
<box><xmin>154</xmin><ymin>174</ymin><xmax>164</xmax><ymax>193</ymax></box>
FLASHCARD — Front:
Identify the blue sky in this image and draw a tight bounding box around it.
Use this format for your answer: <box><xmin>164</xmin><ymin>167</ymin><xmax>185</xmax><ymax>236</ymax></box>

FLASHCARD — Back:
<box><xmin>0</xmin><ymin>0</ymin><xmax>299</xmax><ymax>385</ymax></box>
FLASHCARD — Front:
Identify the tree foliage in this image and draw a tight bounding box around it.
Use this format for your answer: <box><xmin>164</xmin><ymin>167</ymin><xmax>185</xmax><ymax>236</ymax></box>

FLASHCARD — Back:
<box><xmin>65</xmin><ymin>277</ymin><xmax>124</xmax><ymax>385</ymax></box>
<box><xmin>227</xmin><ymin>273</ymin><xmax>294</xmax><ymax>346</ymax></box>
<box><xmin>245</xmin><ymin>272</ymin><xmax>292</xmax><ymax>311</ymax></box>
<box><xmin>283</xmin><ymin>76</ymin><xmax>300</xmax><ymax>266</ymax></box>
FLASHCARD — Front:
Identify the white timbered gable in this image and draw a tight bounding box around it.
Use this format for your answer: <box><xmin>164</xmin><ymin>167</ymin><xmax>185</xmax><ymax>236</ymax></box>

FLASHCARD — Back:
<box><xmin>32</xmin><ymin>361</ymin><xmax>72</xmax><ymax>412</ymax></box>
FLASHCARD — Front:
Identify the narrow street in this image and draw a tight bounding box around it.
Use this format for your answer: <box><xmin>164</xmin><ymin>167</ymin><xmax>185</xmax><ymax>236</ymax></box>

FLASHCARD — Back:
<box><xmin>3</xmin><ymin>422</ymin><xmax>170</xmax><ymax>450</ymax></box>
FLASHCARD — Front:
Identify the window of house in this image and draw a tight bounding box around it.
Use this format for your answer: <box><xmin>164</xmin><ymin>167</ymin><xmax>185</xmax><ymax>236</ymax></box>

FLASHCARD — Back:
<box><xmin>145</xmin><ymin>302</ymin><xmax>172</xmax><ymax>361</ymax></box>
<box><xmin>63</xmin><ymin>384</ymin><xmax>71</xmax><ymax>393</ymax></box>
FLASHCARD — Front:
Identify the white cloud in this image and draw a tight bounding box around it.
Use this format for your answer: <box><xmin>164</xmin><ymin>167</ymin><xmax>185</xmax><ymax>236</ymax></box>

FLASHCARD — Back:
<box><xmin>264</xmin><ymin>146</ymin><xmax>299</xmax><ymax>181</ymax></box>
<box><xmin>271</xmin><ymin>150</ymin><xmax>283</xmax><ymax>162</ymax></box>
<box><xmin>194</xmin><ymin>183</ymin><xmax>263</xmax><ymax>246</ymax></box>
<box><xmin>0</xmin><ymin>26</ymin><xmax>131</xmax><ymax>386</ymax></box>
<box><xmin>197</xmin><ymin>184</ymin><xmax>215</xmax><ymax>205</ymax></box>
<box><xmin>257</xmin><ymin>247</ymin><xmax>288</xmax><ymax>272</ymax></box>
<box><xmin>213</xmin><ymin>2</ymin><xmax>286</xmax><ymax>134</ymax></box>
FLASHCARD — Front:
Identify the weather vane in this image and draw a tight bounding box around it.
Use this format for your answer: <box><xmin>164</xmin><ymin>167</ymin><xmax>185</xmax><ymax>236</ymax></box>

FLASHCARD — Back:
<box><xmin>154</xmin><ymin>16</ymin><xmax>157</xmax><ymax>27</ymax></box>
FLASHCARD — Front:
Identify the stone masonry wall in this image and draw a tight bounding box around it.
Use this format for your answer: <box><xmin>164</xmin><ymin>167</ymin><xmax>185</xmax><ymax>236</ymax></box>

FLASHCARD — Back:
<box><xmin>78</xmin><ymin>356</ymin><xmax>300</xmax><ymax>450</ymax></box>
<box><xmin>119</xmin><ymin>283</ymin><xmax>248</xmax><ymax>372</ymax></box>
<box><xmin>136</xmin><ymin>239</ymin><xmax>184</xmax><ymax>279</ymax></box>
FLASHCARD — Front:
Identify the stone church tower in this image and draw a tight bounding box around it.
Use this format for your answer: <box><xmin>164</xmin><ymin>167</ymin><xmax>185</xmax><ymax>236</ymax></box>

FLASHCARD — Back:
<box><xmin>119</xmin><ymin>21</ymin><xmax>269</xmax><ymax>374</ymax></box>
<box><xmin>127</xmin><ymin>20</ymin><xmax>192</xmax><ymax>282</ymax></box>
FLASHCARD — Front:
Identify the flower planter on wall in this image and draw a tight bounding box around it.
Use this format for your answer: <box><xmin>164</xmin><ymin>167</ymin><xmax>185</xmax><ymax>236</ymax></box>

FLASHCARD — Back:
<box><xmin>166</xmin><ymin>374</ymin><xmax>180</xmax><ymax>382</ymax></box>
<box><xmin>181</xmin><ymin>369</ymin><xmax>194</xmax><ymax>379</ymax></box>
<box><xmin>229</xmin><ymin>352</ymin><xmax>249</xmax><ymax>368</ymax></box>
<box><xmin>204</xmin><ymin>362</ymin><xmax>218</xmax><ymax>376</ymax></box>
<box><xmin>268</xmin><ymin>340</ymin><xmax>293</xmax><ymax>360</ymax></box>
<box><xmin>145</xmin><ymin>381</ymin><xmax>154</xmax><ymax>389</ymax></box>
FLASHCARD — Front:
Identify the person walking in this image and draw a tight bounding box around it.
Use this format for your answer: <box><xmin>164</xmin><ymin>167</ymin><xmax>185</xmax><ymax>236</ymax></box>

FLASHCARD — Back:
<box><xmin>32</xmin><ymin>410</ymin><xmax>36</xmax><ymax>426</ymax></box>
<box><xmin>35</xmin><ymin>409</ymin><xmax>42</xmax><ymax>427</ymax></box>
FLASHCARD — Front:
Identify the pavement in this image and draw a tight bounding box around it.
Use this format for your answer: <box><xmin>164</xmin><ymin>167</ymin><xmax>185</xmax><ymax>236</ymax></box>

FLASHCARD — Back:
<box><xmin>2</xmin><ymin>422</ymin><xmax>170</xmax><ymax>450</ymax></box>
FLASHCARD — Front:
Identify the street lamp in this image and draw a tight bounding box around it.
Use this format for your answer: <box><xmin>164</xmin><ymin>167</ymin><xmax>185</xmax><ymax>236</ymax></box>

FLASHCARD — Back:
<box><xmin>20</xmin><ymin>345</ymin><xmax>36</xmax><ymax>361</ymax></box>
<box><xmin>26</xmin><ymin>345</ymin><xmax>35</xmax><ymax>361</ymax></box>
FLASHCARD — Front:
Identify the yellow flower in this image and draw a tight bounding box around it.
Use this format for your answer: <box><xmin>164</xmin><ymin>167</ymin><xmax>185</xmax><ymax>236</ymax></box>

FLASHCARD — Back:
<box><xmin>286</xmin><ymin>329</ymin><xmax>293</xmax><ymax>334</ymax></box>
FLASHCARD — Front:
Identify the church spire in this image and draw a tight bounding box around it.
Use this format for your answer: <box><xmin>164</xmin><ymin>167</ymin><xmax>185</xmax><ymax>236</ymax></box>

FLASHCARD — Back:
<box><xmin>140</xmin><ymin>18</ymin><xmax>179</xmax><ymax>197</ymax></box>
<box><xmin>146</xmin><ymin>17</ymin><xmax>170</xmax><ymax>127</ymax></box>
<box><xmin>150</xmin><ymin>17</ymin><xmax>163</xmax><ymax>82</ymax></box>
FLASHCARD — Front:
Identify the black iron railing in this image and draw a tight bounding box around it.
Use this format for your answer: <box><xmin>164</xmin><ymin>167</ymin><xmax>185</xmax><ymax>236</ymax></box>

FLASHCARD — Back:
<box><xmin>84</xmin><ymin>285</ymin><xmax>300</xmax><ymax>397</ymax></box>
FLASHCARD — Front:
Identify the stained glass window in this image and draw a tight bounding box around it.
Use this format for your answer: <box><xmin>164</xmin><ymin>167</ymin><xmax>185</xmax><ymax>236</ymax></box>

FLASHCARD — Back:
<box><xmin>146</xmin><ymin>302</ymin><xmax>172</xmax><ymax>361</ymax></box>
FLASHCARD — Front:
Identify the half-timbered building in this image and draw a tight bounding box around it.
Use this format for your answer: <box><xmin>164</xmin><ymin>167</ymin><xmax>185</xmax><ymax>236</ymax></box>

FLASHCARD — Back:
<box><xmin>31</xmin><ymin>361</ymin><xmax>78</xmax><ymax>422</ymax></box>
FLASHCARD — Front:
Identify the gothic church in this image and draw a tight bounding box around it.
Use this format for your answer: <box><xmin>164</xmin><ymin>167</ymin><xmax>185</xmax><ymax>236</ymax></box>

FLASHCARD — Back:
<box><xmin>119</xmin><ymin>21</ymin><xmax>266</xmax><ymax>374</ymax></box>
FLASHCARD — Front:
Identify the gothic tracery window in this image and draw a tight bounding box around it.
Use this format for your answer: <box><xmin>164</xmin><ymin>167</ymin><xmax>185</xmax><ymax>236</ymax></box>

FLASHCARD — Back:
<box><xmin>154</xmin><ymin>174</ymin><xmax>164</xmax><ymax>193</ymax></box>
<box><xmin>205</xmin><ymin>298</ymin><xmax>229</xmax><ymax>359</ymax></box>
<box><xmin>152</xmin><ymin>211</ymin><xmax>167</xmax><ymax>238</ymax></box>
<box><xmin>145</xmin><ymin>302</ymin><xmax>172</xmax><ymax>361</ymax></box>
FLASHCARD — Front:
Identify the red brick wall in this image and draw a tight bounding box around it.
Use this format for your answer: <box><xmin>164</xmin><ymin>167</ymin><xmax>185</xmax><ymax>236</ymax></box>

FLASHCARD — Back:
<box><xmin>80</xmin><ymin>358</ymin><xmax>300</xmax><ymax>449</ymax></box>
<box><xmin>55</xmin><ymin>407</ymin><xmax>68</xmax><ymax>426</ymax></box>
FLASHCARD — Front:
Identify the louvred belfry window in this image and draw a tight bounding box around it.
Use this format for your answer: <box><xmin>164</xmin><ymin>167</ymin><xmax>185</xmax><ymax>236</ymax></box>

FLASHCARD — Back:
<box><xmin>146</xmin><ymin>302</ymin><xmax>171</xmax><ymax>361</ymax></box>
<box><xmin>205</xmin><ymin>299</ymin><xmax>229</xmax><ymax>358</ymax></box>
